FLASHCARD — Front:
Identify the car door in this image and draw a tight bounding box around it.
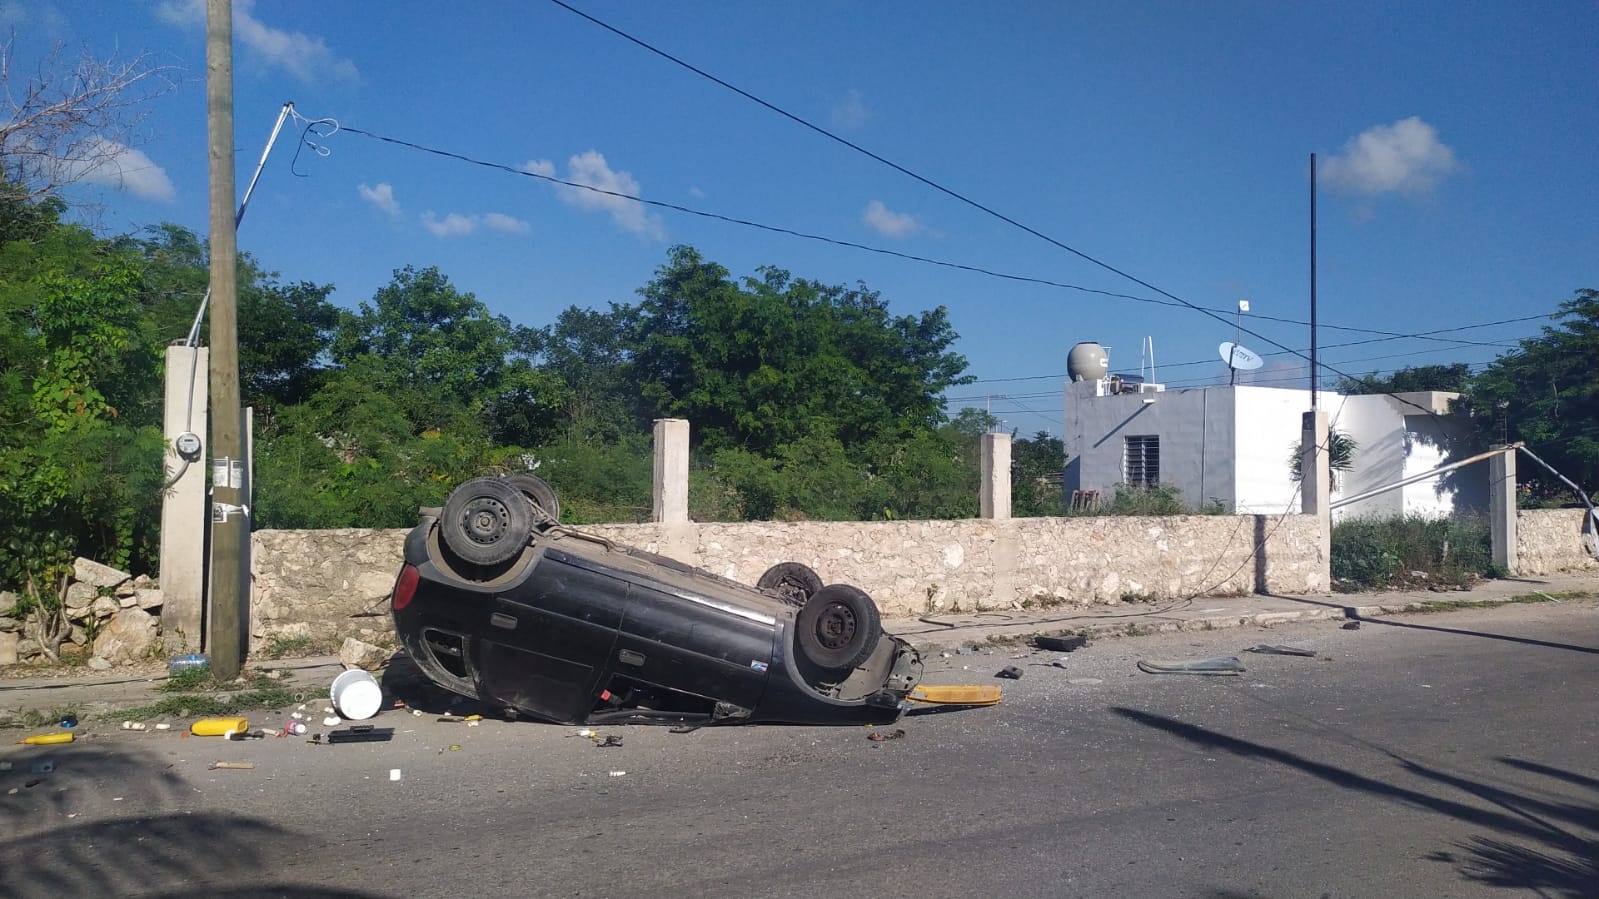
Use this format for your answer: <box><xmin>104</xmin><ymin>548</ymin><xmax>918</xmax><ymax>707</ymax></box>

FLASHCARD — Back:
<box><xmin>472</xmin><ymin>549</ymin><xmax>628</xmax><ymax>723</ymax></box>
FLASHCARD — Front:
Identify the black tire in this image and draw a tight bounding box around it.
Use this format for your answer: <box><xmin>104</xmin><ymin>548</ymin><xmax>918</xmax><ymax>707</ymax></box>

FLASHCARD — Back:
<box><xmin>795</xmin><ymin>584</ymin><xmax>882</xmax><ymax>673</ymax></box>
<box><xmin>440</xmin><ymin>476</ymin><xmax>533</xmax><ymax>567</ymax></box>
<box><xmin>757</xmin><ymin>562</ymin><xmax>822</xmax><ymax>607</ymax></box>
<box><xmin>504</xmin><ymin>474</ymin><xmax>560</xmax><ymax>525</ymax></box>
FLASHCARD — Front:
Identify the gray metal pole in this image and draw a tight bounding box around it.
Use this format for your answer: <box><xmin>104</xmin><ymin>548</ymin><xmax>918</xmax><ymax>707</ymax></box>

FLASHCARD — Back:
<box><xmin>206</xmin><ymin>0</ymin><xmax>244</xmax><ymax>680</ymax></box>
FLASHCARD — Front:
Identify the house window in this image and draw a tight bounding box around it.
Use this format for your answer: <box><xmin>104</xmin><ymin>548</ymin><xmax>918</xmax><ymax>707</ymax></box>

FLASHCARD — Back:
<box><xmin>1124</xmin><ymin>435</ymin><xmax>1160</xmax><ymax>488</ymax></box>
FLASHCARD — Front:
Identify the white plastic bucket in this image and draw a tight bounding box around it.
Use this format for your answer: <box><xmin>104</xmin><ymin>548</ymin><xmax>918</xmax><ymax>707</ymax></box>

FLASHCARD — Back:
<box><xmin>330</xmin><ymin>669</ymin><xmax>383</xmax><ymax>721</ymax></box>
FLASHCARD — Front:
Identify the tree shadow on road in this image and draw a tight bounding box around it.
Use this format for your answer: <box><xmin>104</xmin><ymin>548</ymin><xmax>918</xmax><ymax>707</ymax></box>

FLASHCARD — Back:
<box><xmin>1112</xmin><ymin>707</ymin><xmax>1597</xmax><ymax>898</ymax></box>
<box><xmin>0</xmin><ymin>744</ymin><xmax>397</xmax><ymax>899</ymax></box>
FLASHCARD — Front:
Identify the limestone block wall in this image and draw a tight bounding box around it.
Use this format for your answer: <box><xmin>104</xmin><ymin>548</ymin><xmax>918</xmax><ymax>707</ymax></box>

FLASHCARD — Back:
<box><xmin>250</xmin><ymin>514</ymin><xmax>1325</xmax><ymax>644</ymax></box>
<box><xmin>1515</xmin><ymin>509</ymin><xmax>1598</xmax><ymax>575</ymax></box>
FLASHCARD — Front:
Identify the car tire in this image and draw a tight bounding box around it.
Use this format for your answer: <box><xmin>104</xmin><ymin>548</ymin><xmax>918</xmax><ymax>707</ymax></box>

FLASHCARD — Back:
<box><xmin>441</xmin><ymin>476</ymin><xmax>533</xmax><ymax>567</ymax></box>
<box><xmin>756</xmin><ymin>562</ymin><xmax>822</xmax><ymax>607</ymax></box>
<box><xmin>504</xmin><ymin>473</ymin><xmax>560</xmax><ymax>525</ymax></box>
<box><xmin>796</xmin><ymin>584</ymin><xmax>881</xmax><ymax>673</ymax></box>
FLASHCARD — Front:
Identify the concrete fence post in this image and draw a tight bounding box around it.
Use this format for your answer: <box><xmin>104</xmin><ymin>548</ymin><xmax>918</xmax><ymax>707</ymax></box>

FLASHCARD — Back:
<box><xmin>1299</xmin><ymin>410</ymin><xmax>1331</xmax><ymax>592</ymax></box>
<box><xmin>980</xmin><ymin>432</ymin><xmax>1012</xmax><ymax>520</ymax></box>
<box><xmin>652</xmin><ymin>418</ymin><xmax>690</xmax><ymax>524</ymax></box>
<box><xmin>160</xmin><ymin>345</ymin><xmax>208</xmax><ymax>650</ymax></box>
<box><xmin>1489</xmin><ymin>445</ymin><xmax>1518</xmax><ymax>574</ymax></box>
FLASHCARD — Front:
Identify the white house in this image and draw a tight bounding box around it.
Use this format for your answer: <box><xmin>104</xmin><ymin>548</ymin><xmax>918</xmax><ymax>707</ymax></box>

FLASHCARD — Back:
<box><xmin>1061</xmin><ymin>375</ymin><xmax>1486</xmax><ymax>519</ymax></box>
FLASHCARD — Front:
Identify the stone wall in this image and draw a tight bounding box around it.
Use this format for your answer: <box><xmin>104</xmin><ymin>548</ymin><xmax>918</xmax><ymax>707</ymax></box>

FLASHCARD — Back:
<box><xmin>1515</xmin><ymin>509</ymin><xmax>1598</xmax><ymax>576</ymax></box>
<box><xmin>249</xmin><ymin>514</ymin><xmax>1325</xmax><ymax>644</ymax></box>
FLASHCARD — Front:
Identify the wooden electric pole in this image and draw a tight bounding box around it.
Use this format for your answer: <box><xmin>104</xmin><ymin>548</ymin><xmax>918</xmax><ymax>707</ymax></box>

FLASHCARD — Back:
<box><xmin>206</xmin><ymin>0</ymin><xmax>244</xmax><ymax>680</ymax></box>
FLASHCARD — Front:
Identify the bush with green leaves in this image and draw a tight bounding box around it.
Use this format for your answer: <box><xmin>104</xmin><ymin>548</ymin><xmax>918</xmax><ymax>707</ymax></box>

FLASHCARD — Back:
<box><xmin>1330</xmin><ymin>514</ymin><xmax>1496</xmax><ymax>592</ymax></box>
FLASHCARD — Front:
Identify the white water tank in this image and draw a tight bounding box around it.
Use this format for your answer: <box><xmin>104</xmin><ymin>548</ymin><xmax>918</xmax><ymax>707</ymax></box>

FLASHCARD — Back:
<box><xmin>1068</xmin><ymin>342</ymin><xmax>1109</xmax><ymax>382</ymax></box>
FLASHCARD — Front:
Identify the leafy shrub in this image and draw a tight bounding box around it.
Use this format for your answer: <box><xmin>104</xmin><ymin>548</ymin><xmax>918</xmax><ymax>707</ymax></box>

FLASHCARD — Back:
<box><xmin>1331</xmin><ymin>514</ymin><xmax>1495</xmax><ymax>592</ymax></box>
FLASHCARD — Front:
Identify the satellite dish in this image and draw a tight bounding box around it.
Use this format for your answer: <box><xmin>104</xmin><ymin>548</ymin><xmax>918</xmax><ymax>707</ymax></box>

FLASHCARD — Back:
<box><xmin>1218</xmin><ymin>341</ymin><xmax>1263</xmax><ymax>371</ymax></box>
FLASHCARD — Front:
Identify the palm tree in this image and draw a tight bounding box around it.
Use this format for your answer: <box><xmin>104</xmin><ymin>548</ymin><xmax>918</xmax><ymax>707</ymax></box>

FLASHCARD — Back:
<box><xmin>1288</xmin><ymin>429</ymin><xmax>1358</xmax><ymax>489</ymax></box>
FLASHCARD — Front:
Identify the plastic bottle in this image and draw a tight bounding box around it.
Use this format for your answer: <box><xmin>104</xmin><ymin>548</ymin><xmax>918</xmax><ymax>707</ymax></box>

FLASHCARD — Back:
<box><xmin>168</xmin><ymin>653</ymin><xmax>210</xmax><ymax>676</ymax></box>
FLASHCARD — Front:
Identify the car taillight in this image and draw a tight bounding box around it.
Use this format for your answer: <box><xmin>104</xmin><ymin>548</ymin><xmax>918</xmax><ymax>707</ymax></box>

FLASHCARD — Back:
<box><xmin>392</xmin><ymin>564</ymin><xmax>420</xmax><ymax>611</ymax></box>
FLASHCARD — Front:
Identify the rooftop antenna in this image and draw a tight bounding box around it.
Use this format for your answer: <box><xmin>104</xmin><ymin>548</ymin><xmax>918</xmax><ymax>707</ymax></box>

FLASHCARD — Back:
<box><xmin>1220</xmin><ymin>300</ymin><xmax>1262</xmax><ymax>385</ymax></box>
<box><xmin>1140</xmin><ymin>336</ymin><xmax>1156</xmax><ymax>384</ymax></box>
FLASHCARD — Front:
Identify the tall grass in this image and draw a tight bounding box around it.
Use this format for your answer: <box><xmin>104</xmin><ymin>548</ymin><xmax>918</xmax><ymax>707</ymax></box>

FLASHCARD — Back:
<box><xmin>1331</xmin><ymin>514</ymin><xmax>1500</xmax><ymax>592</ymax></box>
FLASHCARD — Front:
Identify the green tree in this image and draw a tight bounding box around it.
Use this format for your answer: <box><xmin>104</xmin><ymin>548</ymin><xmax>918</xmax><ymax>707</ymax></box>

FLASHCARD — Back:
<box><xmin>1335</xmin><ymin>363</ymin><xmax>1474</xmax><ymax>396</ymax></box>
<box><xmin>631</xmin><ymin>246</ymin><xmax>973</xmax><ymax>455</ymax></box>
<box><xmin>0</xmin><ymin>194</ymin><xmax>165</xmax><ymax>625</ymax></box>
<box><xmin>1468</xmin><ymin>289</ymin><xmax>1598</xmax><ymax>499</ymax></box>
<box><xmin>1012</xmin><ymin>431</ymin><xmax>1065</xmax><ymax>517</ymax></box>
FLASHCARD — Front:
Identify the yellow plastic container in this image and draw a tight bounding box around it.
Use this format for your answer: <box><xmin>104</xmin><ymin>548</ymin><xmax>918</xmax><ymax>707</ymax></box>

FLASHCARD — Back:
<box><xmin>21</xmin><ymin>732</ymin><xmax>75</xmax><ymax>745</ymax></box>
<box><xmin>190</xmin><ymin>717</ymin><xmax>249</xmax><ymax>737</ymax></box>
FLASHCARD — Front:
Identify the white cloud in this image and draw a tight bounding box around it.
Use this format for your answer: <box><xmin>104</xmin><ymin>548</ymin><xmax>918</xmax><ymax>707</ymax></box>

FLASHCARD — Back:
<box><xmin>358</xmin><ymin>182</ymin><xmax>400</xmax><ymax>216</ymax></box>
<box><xmin>481</xmin><ymin>212</ymin><xmax>530</xmax><ymax>234</ymax></box>
<box><xmin>862</xmin><ymin>200</ymin><xmax>920</xmax><ymax>238</ymax></box>
<box><xmin>156</xmin><ymin>0</ymin><xmax>357</xmax><ymax>83</ymax></box>
<box><xmin>419</xmin><ymin>210</ymin><xmax>530</xmax><ymax>237</ymax></box>
<box><xmin>830</xmin><ymin>89</ymin><xmax>869</xmax><ymax>130</ymax></box>
<box><xmin>1321</xmin><ymin>117</ymin><xmax>1459</xmax><ymax>195</ymax></box>
<box><xmin>1</xmin><ymin>3</ymin><xmax>70</xmax><ymax>36</ymax></box>
<box><xmin>525</xmin><ymin>151</ymin><xmax>664</xmax><ymax>239</ymax></box>
<box><xmin>69</xmin><ymin>137</ymin><xmax>175</xmax><ymax>202</ymax></box>
<box><xmin>420</xmin><ymin>212</ymin><xmax>477</xmax><ymax>237</ymax></box>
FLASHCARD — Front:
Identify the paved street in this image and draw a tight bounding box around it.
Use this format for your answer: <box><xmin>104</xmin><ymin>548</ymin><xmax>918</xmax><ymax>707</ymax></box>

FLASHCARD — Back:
<box><xmin>3</xmin><ymin>599</ymin><xmax>1596</xmax><ymax>898</ymax></box>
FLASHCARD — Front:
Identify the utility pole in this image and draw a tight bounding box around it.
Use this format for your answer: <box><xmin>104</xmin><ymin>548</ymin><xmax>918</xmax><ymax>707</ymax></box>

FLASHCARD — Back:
<box><xmin>206</xmin><ymin>0</ymin><xmax>244</xmax><ymax>680</ymax></box>
<box><xmin>1310</xmin><ymin>152</ymin><xmax>1319</xmax><ymax>410</ymax></box>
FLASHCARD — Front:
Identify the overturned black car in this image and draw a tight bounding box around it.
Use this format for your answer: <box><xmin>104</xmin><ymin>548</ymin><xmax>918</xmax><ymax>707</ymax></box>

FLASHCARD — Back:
<box><xmin>390</xmin><ymin>475</ymin><xmax>923</xmax><ymax>726</ymax></box>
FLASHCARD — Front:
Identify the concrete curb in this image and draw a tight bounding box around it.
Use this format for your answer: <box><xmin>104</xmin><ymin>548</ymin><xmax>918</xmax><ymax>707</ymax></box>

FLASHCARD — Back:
<box><xmin>891</xmin><ymin>586</ymin><xmax>1596</xmax><ymax>656</ymax></box>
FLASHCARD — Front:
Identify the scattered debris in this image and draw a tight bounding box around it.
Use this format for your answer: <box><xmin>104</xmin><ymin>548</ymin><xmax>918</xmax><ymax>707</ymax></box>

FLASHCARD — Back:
<box><xmin>996</xmin><ymin>666</ymin><xmax>1024</xmax><ymax>680</ymax></box>
<box><xmin>1342</xmin><ymin>621</ymin><xmax>1361</xmax><ymax>630</ymax></box>
<box><xmin>1034</xmin><ymin>634</ymin><xmax>1089</xmax><ymax>653</ymax></box>
<box><xmin>1245</xmin><ymin>644</ymin><xmax>1317</xmax><ymax>657</ymax></box>
<box><xmin>867</xmin><ymin>728</ymin><xmax>908</xmax><ymax>743</ymax></box>
<box><xmin>322</xmin><ymin>716</ymin><xmax>342</xmax><ymax>727</ymax></box>
<box><xmin>191</xmin><ymin>717</ymin><xmax>249</xmax><ymax>737</ymax></box>
<box><xmin>209</xmin><ymin>761</ymin><xmax>256</xmax><ymax>770</ymax></box>
<box><xmin>1137</xmin><ymin>656</ymin><xmax>1246</xmax><ymax>676</ymax></box>
<box><xmin>121</xmin><ymin>721</ymin><xmax>147</xmax><ymax>731</ymax></box>
<box><xmin>596</xmin><ymin>735</ymin><xmax>624</xmax><ymax>748</ymax></box>
<box><xmin>59</xmin><ymin>714</ymin><xmax>78</xmax><ymax>728</ymax></box>
<box><xmin>20</xmin><ymin>732</ymin><xmax>74</xmax><ymax>745</ymax></box>
<box><xmin>448</xmin><ymin>744</ymin><xmax>462</xmax><ymax>752</ymax></box>
<box><xmin>607</xmin><ymin>770</ymin><xmax>626</xmax><ymax>777</ymax></box>
<box><xmin>1067</xmin><ymin>677</ymin><xmax>1103</xmax><ymax>686</ymax></box>
<box><xmin>226</xmin><ymin>729</ymin><xmax>268</xmax><ymax>741</ymax></box>
<box><xmin>330</xmin><ymin>669</ymin><xmax>383</xmax><ymax>721</ymax></box>
<box><xmin>389</xmin><ymin>769</ymin><xmax>402</xmax><ymax>781</ymax></box>
<box><xmin>0</xmin><ymin>761</ymin><xmax>10</xmax><ymax>771</ymax></box>
<box><xmin>31</xmin><ymin>759</ymin><xmax>55</xmax><ymax>774</ymax></box>
<box><xmin>1050</xmin><ymin>658</ymin><xmax>1071</xmax><ymax>669</ymax></box>
<box><xmin>326</xmin><ymin>725</ymin><xmax>394</xmax><ymax>744</ymax></box>
<box><xmin>907</xmin><ymin>685</ymin><xmax>1003</xmax><ymax>706</ymax></box>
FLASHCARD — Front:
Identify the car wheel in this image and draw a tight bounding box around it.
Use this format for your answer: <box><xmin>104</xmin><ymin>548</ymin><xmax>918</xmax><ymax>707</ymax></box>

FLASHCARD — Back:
<box><xmin>796</xmin><ymin>584</ymin><xmax>881</xmax><ymax>672</ymax></box>
<box><xmin>757</xmin><ymin>562</ymin><xmax>822</xmax><ymax>607</ymax></box>
<box><xmin>441</xmin><ymin>476</ymin><xmax>533</xmax><ymax>567</ymax></box>
<box><xmin>504</xmin><ymin>473</ymin><xmax>560</xmax><ymax>525</ymax></box>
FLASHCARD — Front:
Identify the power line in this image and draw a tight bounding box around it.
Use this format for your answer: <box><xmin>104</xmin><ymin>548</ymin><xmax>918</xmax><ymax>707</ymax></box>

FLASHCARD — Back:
<box><xmin>540</xmin><ymin>0</ymin><xmax>1497</xmax><ymax>423</ymax></box>
<box><xmin>335</xmin><ymin>120</ymin><xmax>1538</xmax><ymax>407</ymax></box>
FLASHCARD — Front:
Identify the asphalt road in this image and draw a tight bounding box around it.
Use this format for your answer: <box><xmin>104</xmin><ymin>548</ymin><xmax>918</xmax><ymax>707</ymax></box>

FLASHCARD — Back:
<box><xmin>3</xmin><ymin>600</ymin><xmax>1596</xmax><ymax>899</ymax></box>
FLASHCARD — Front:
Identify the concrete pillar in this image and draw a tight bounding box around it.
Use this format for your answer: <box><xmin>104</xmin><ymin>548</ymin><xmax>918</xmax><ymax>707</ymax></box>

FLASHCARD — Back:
<box><xmin>652</xmin><ymin>418</ymin><xmax>690</xmax><ymax>524</ymax></box>
<box><xmin>160</xmin><ymin>345</ymin><xmax>208</xmax><ymax>650</ymax></box>
<box><xmin>1299</xmin><ymin>410</ymin><xmax>1331</xmax><ymax>592</ymax></box>
<box><xmin>980</xmin><ymin>432</ymin><xmax>1012</xmax><ymax>520</ymax></box>
<box><xmin>1489</xmin><ymin>445</ymin><xmax>1518</xmax><ymax>574</ymax></box>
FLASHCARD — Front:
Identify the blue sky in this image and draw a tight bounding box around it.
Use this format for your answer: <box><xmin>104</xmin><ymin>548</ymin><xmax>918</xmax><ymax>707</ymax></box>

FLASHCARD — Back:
<box><xmin>7</xmin><ymin>1</ymin><xmax>1596</xmax><ymax>437</ymax></box>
